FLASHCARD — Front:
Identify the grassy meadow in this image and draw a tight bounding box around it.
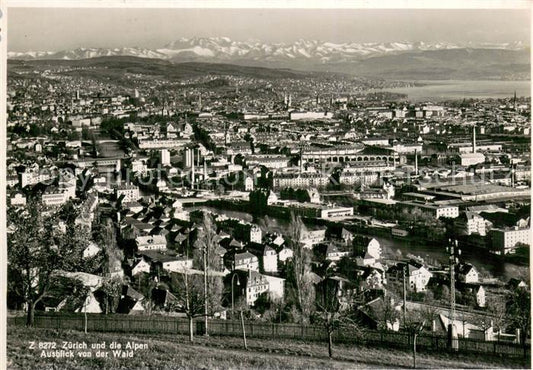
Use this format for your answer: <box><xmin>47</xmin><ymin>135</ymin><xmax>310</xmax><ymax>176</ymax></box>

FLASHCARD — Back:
<box><xmin>7</xmin><ymin>325</ymin><xmax>530</xmax><ymax>369</ymax></box>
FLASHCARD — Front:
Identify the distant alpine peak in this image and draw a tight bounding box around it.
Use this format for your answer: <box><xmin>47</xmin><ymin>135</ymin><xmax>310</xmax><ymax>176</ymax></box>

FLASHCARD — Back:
<box><xmin>8</xmin><ymin>38</ymin><xmax>528</xmax><ymax>61</ymax></box>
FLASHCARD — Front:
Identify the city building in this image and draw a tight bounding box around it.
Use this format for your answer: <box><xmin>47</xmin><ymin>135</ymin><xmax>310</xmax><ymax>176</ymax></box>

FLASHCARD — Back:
<box><xmin>115</xmin><ymin>184</ymin><xmax>140</xmax><ymax>203</ymax></box>
<box><xmin>320</xmin><ymin>206</ymin><xmax>354</xmax><ymax>219</ymax></box>
<box><xmin>263</xmin><ymin>246</ymin><xmax>278</xmax><ymax>273</ymax></box>
<box><xmin>250</xmin><ymin>225</ymin><xmax>262</xmax><ymax>244</ymax></box>
<box><xmin>234</xmin><ymin>252</ymin><xmax>259</xmax><ymax>271</ymax></box>
<box><xmin>490</xmin><ymin>227</ymin><xmax>531</xmax><ymax>254</ymax></box>
<box><xmin>160</xmin><ymin>149</ymin><xmax>171</xmax><ymax>166</ymax></box>
<box><xmin>135</xmin><ymin>235</ymin><xmax>167</xmax><ymax>251</ymax></box>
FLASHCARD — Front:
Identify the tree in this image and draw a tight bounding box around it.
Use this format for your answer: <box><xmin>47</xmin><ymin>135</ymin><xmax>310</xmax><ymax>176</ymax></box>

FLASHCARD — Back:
<box><xmin>47</xmin><ymin>276</ymin><xmax>92</xmax><ymax>333</ymax></box>
<box><xmin>418</xmin><ymin>297</ymin><xmax>440</xmax><ymax>334</ymax></box>
<box><xmin>249</xmin><ymin>190</ymin><xmax>268</xmax><ymax>217</ymax></box>
<box><xmin>170</xmin><ymin>271</ymin><xmax>205</xmax><ymax>342</ymax></box>
<box><xmin>98</xmin><ymin>276</ymin><xmax>123</xmax><ymax>314</ymax></box>
<box><xmin>193</xmin><ymin>213</ymin><xmax>223</xmax><ymax>335</ymax></box>
<box><xmin>253</xmin><ymin>292</ymin><xmax>271</xmax><ymax>315</ymax></box>
<box><xmin>403</xmin><ymin>310</ymin><xmax>426</xmax><ymax>369</ymax></box>
<box><xmin>457</xmin><ymin>289</ymin><xmax>476</xmax><ymax>308</ymax></box>
<box><xmin>314</xmin><ymin>277</ymin><xmax>361</xmax><ymax>358</ymax></box>
<box><xmin>138</xmin><ymin>275</ymin><xmax>158</xmax><ymax>315</ymax></box>
<box><xmin>287</xmin><ymin>213</ymin><xmax>315</xmax><ymax>324</ymax></box>
<box><xmin>315</xmin><ymin>277</ymin><xmax>341</xmax><ymax>358</ymax></box>
<box><xmin>506</xmin><ymin>287</ymin><xmax>530</xmax><ymax>362</ymax></box>
<box><xmin>260</xmin><ymin>297</ymin><xmax>286</xmax><ymax>323</ymax></box>
<box><xmin>8</xmin><ymin>199</ymin><xmax>89</xmax><ymax>326</ymax></box>
<box><xmin>487</xmin><ymin>295</ymin><xmax>507</xmax><ymax>342</ymax></box>
<box><xmin>374</xmin><ymin>295</ymin><xmax>401</xmax><ymax>331</ymax></box>
<box><xmin>433</xmin><ymin>284</ymin><xmax>450</xmax><ymax>303</ymax></box>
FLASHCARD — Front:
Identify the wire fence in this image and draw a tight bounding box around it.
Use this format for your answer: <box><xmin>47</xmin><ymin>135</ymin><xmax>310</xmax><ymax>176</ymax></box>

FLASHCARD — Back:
<box><xmin>8</xmin><ymin>313</ymin><xmax>529</xmax><ymax>359</ymax></box>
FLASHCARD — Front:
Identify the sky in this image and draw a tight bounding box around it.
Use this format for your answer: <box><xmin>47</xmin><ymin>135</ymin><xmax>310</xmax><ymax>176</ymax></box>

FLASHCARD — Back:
<box><xmin>7</xmin><ymin>8</ymin><xmax>531</xmax><ymax>51</ymax></box>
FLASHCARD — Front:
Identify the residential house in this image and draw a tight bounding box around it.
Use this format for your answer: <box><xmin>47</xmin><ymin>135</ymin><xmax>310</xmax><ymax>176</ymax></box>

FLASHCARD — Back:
<box><xmin>300</xmin><ymin>228</ymin><xmax>326</xmax><ymax>249</ymax></box>
<box><xmin>115</xmin><ymin>184</ymin><xmax>140</xmax><ymax>203</ymax></box>
<box><xmin>234</xmin><ymin>251</ymin><xmax>259</xmax><ymax>271</ymax></box>
<box><xmin>267</xmin><ymin>191</ymin><xmax>278</xmax><ymax>205</ymax></box>
<box><xmin>152</xmin><ymin>288</ymin><xmax>180</xmax><ymax>311</ymax></box>
<box><xmin>250</xmin><ymin>225</ymin><xmax>262</xmax><ymax>244</ymax></box>
<box><xmin>458</xmin><ymin>264</ymin><xmax>480</xmax><ymax>284</ymax></box>
<box><xmin>341</xmin><ymin>228</ymin><xmax>354</xmax><ymax>245</ymax></box>
<box><xmin>131</xmin><ymin>258</ymin><xmax>151</xmax><ymax>276</ymax></box>
<box><xmin>135</xmin><ymin>235</ymin><xmax>167</xmax><ymax>251</ymax></box>
<box><xmin>358</xmin><ymin>296</ymin><xmax>401</xmax><ymax>331</ymax></box>
<box><xmin>245</xmin><ymin>270</ymin><xmax>270</xmax><ymax>305</ymax></box>
<box><xmin>326</xmin><ymin>244</ymin><xmax>351</xmax><ymax>262</ymax></box>
<box><xmin>263</xmin><ymin>246</ymin><xmax>278</xmax><ymax>273</ymax></box>
<box><xmin>361</xmin><ymin>268</ymin><xmax>386</xmax><ymax>290</ymax></box>
<box><xmin>140</xmin><ymin>250</ymin><xmax>193</xmax><ymax>273</ymax></box>
<box><xmin>117</xmin><ymin>285</ymin><xmax>145</xmax><ymax>315</ymax></box>
<box><xmin>387</xmin><ymin>261</ymin><xmax>433</xmax><ymax>292</ymax></box>
<box><xmin>366</xmin><ymin>238</ymin><xmax>382</xmax><ymax>259</ymax></box>
<box><xmin>76</xmin><ymin>292</ymin><xmax>103</xmax><ymax>314</ymax></box>
<box><xmin>278</xmin><ymin>247</ymin><xmax>293</xmax><ymax>262</ymax></box>
<box><xmin>263</xmin><ymin>275</ymin><xmax>285</xmax><ymax>301</ymax></box>
<box><xmin>408</xmin><ymin>263</ymin><xmax>433</xmax><ymax>292</ymax></box>
<box><xmin>455</xmin><ymin>212</ymin><xmax>490</xmax><ymax>236</ymax></box>
<box><xmin>356</xmin><ymin>252</ymin><xmax>376</xmax><ymax>267</ymax></box>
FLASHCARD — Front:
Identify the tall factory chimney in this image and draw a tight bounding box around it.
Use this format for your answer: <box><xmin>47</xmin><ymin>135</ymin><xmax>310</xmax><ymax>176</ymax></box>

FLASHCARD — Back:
<box><xmin>224</xmin><ymin>121</ymin><xmax>228</xmax><ymax>146</ymax></box>
<box><xmin>472</xmin><ymin>125</ymin><xmax>477</xmax><ymax>153</ymax></box>
<box><xmin>414</xmin><ymin>149</ymin><xmax>419</xmax><ymax>176</ymax></box>
<box><xmin>191</xmin><ymin>148</ymin><xmax>195</xmax><ymax>187</ymax></box>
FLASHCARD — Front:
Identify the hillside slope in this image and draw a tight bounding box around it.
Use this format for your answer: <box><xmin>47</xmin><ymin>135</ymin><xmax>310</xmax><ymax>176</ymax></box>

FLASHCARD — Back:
<box><xmin>7</xmin><ymin>326</ymin><xmax>528</xmax><ymax>369</ymax></box>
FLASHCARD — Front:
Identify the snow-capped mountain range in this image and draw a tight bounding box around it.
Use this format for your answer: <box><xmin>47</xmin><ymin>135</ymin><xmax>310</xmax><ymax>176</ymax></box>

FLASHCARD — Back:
<box><xmin>8</xmin><ymin>37</ymin><xmax>528</xmax><ymax>62</ymax></box>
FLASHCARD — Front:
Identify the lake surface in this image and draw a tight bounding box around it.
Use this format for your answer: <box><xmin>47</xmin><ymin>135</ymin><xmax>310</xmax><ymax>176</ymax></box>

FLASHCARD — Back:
<box><xmin>372</xmin><ymin>80</ymin><xmax>531</xmax><ymax>102</ymax></box>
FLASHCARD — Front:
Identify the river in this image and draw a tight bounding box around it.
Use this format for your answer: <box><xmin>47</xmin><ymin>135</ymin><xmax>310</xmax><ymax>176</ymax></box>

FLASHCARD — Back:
<box><xmin>193</xmin><ymin>206</ymin><xmax>527</xmax><ymax>281</ymax></box>
<box><xmin>370</xmin><ymin>80</ymin><xmax>531</xmax><ymax>102</ymax></box>
<box><xmin>376</xmin><ymin>236</ymin><xmax>528</xmax><ymax>282</ymax></box>
<box><xmin>98</xmin><ymin>141</ymin><xmax>125</xmax><ymax>158</ymax></box>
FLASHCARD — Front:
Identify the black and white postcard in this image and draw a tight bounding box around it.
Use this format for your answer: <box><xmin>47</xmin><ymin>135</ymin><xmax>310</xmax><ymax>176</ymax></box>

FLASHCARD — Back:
<box><xmin>3</xmin><ymin>1</ymin><xmax>532</xmax><ymax>369</ymax></box>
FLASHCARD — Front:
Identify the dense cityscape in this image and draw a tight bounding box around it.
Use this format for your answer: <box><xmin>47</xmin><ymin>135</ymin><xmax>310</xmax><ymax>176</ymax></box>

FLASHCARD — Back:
<box><xmin>5</xmin><ymin>7</ymin><xmax>532</xmax><ymax>370</ymax></box>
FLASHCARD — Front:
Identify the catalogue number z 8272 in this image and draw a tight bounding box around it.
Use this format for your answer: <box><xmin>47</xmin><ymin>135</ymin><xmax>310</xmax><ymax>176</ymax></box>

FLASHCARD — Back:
<box><xmin>29</xmin><ymin>342</ymin><xmax>57</xmax><ymax>349</ymax></box>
